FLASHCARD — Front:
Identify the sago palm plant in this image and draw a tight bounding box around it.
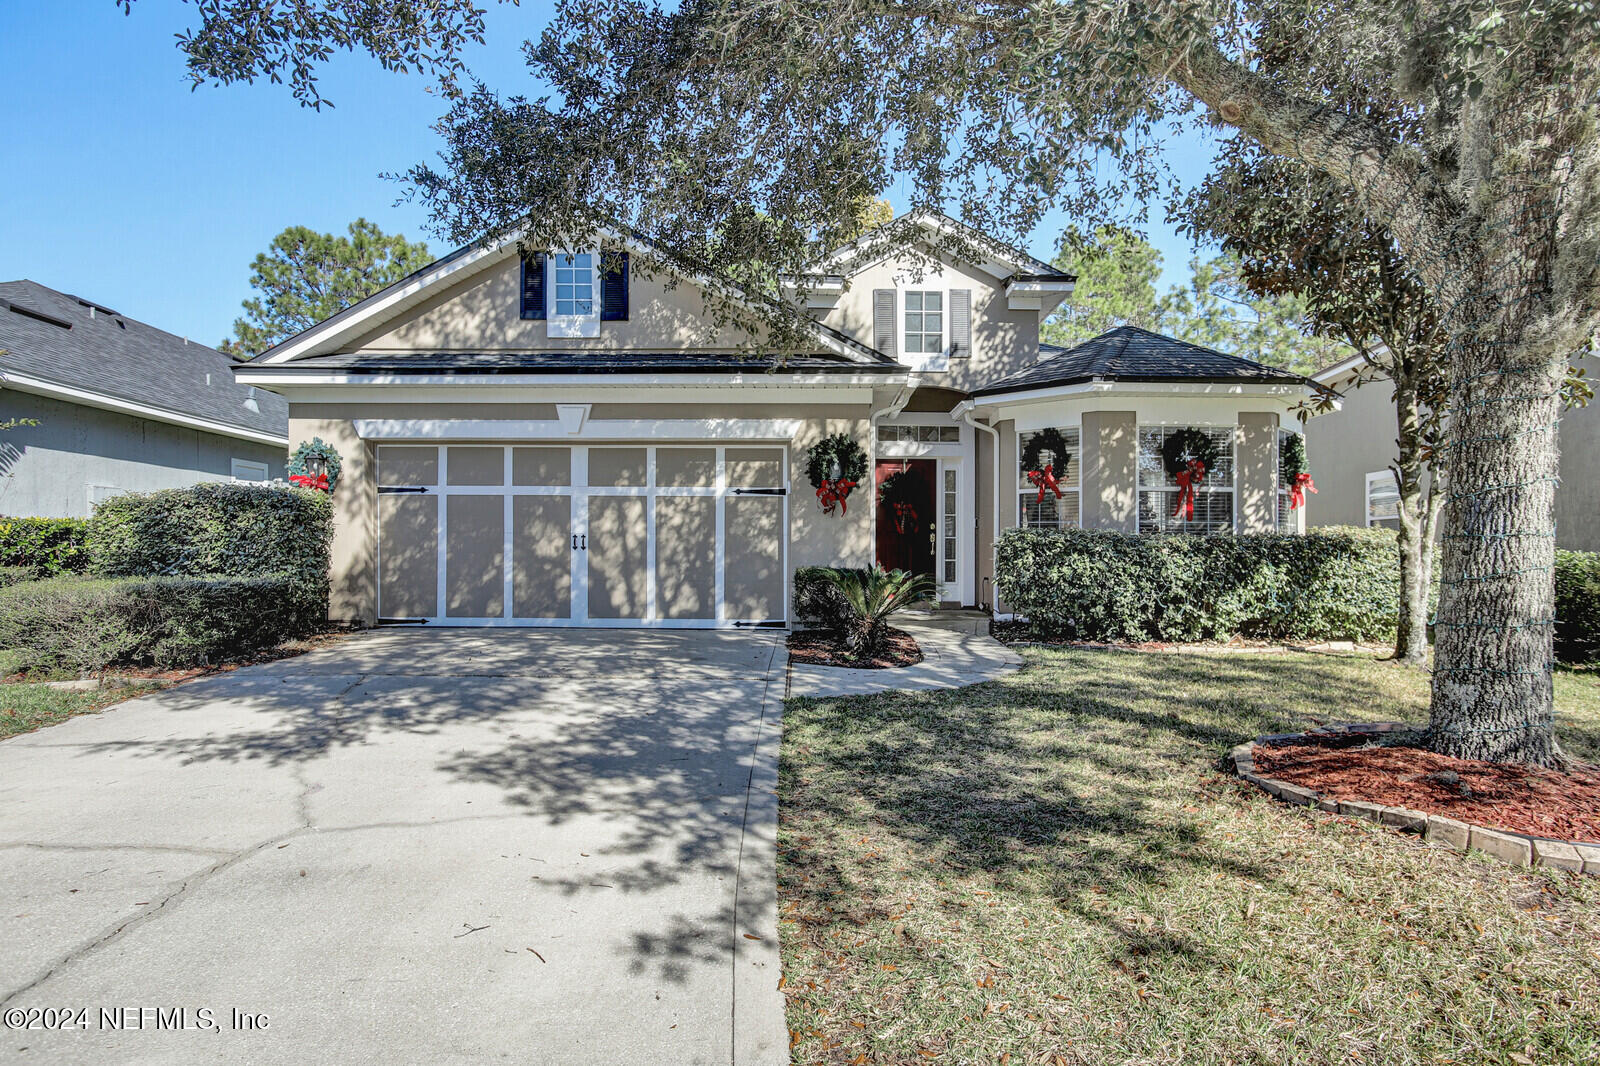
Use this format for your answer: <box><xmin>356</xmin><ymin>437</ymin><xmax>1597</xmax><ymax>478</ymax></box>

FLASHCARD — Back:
<box><xmin>816</xmin><ymin>565</ymin><xmax>936</xmax><ymax>658</ymax></box>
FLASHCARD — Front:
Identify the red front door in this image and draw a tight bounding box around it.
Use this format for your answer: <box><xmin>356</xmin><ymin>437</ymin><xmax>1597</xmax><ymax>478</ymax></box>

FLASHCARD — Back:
<box><xmin>874</xmin><ymin>459</ymin><xmax>937</xmax><ymax>578</ymax></box>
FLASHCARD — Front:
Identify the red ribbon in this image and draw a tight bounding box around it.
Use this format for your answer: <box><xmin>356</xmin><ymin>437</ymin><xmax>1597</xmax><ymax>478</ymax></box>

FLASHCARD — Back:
<box><xmin>1172</xmin><ymin>459</ymin><xmax>1207</xmax><ymax>520</ymax></box>
<box><xmin>1288</xmin><ymin>472</ymin><xmax>1318</xmax><ymax>510</ymax></box>
<box><xmin>891</xmin><ymin>501</ymin><xmax>917</xmax><ymax>534</ymax></box>
<box><xmin>816</xmin><ymin>478</ymin><xmax>857</xmax><ymax>516</ymax></box>
<box><xmin>1026</xmin><ymin>466</ymin><xmax>1063</xmax><ymax>504</ymax></box>
<box><xmin>289</xmin><ymin>472</ymin><xmax>330</xmax><ymax>492</ymax></box>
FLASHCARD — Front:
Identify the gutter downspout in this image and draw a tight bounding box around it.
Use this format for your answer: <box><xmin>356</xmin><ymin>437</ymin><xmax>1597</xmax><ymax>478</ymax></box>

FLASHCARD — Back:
<box><xmin>955</xmin><ymin>399</ymin><xmax>1000</xmax><ymax>613</ymax></box>
<box><xmin>867</xmin><ymin>376</ymin><xmax>917</xmax><ymax>570</ymax></box>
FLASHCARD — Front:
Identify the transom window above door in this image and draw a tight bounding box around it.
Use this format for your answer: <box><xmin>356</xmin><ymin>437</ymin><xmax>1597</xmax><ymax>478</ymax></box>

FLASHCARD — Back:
<box><xmin>904</xmin><ymin>291</ymin><xmax>944</xmax><ymax>353</ymax></box>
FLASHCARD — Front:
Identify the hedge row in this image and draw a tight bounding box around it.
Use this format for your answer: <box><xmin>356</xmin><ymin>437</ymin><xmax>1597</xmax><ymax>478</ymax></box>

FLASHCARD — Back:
<box><xmin>1556</xmin><ymin>550</ymin><xmax>1600</xmax><ymax>662</ymax></box>
<box><xmin>0</xmin><ymin>516</ymin><xmax>89</xmax><ymax>576</ymax></box>
<box><xmin>995</xmin><ymin>526</ymin><xmax>1403</xmax><ymax>644</ymax></box>
<box><xmin>0</xmin><ymin>575</ymin><xmax>321</xmax><ymax>674</ymax></box>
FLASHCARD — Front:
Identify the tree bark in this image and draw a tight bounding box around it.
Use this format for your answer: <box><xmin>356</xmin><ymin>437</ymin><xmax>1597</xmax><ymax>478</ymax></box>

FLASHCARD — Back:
<box><xmin>1425</xmin><ymin>335</ymin><xmax>1564</xmax><ymax>765</ymax></box>
<box><xmin>1391</xmin><ymin>370</ymin><xmax>1432</xmax><ymax>664</ymax></box>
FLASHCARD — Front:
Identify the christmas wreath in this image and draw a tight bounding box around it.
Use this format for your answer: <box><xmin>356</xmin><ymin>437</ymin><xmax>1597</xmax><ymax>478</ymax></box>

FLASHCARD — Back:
<box><xmin>1021</xmin><ymin>428</ymin><xmax>1071</xmax><ymax>503</ymax></box>
<box><xmin>287</xmin><ymin>437</ymin><xmax>342</xmax><ymax>494</ymax></box>
<box><xmin>805</xmin><ymin>433</ymin><xmax>868</xmax><ymax>516</ymax></box>
<box><xmin>1281</xmin><ymin>432</ymin><xmax>1317</xmax><ymax>510</ymax></box>
<box><xmin>1160</xmin><ymin>428</ymin><xmax>1220</xmax><ymax>521</ymax></box>
<box><xmin>878</xmin><ymin>469</ymin><xmax>922</xmax><ymax>534</ymax></box>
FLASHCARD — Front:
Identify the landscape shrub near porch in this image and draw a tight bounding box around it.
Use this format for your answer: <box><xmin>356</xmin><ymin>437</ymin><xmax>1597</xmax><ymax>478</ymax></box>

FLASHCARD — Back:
<box><xmin>0</xmin><ymin>516</ymin><xmax>89</xmax><ymax>576</ymax></box>
<box><xmin>1556</xmin><ymin>550</ymin><xmax>1600</xmax><ymax>662</ymax></box>
<box><xmin>996</xmin><ymin>526</ymin><xmax>1401</xmax><ymax>644</ymax></box>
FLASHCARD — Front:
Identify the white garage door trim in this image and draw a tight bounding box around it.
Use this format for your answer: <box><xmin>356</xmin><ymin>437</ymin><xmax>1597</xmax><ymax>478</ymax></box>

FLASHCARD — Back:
<box><xmin>376</xmin><ymin>443</ymin><xmax>788</xmax><ymax>629</ymax></box>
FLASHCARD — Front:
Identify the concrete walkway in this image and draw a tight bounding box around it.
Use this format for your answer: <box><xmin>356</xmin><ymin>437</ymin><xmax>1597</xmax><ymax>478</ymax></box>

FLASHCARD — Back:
<box><xmin>0</xmin><ymin>629</ymin><xmax>789</xmax><ymax>1065</ymax></box>
<box><xmin>786</xmin><ymin>615</ymin><xmax>1023</xmax><ymax>699</ymax></box>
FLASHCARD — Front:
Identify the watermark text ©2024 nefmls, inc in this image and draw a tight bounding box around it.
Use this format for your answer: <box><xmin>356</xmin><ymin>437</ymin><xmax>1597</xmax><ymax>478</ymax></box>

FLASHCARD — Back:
<box><xmin>4</xmin><ymin>1006</ymin><xmax>270</xmax><ymax>1033</ymax></box>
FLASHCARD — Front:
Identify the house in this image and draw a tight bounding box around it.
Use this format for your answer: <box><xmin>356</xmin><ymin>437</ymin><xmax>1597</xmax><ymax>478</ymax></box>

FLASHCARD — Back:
<box><xmin>234</xmin><ymin>213</ymin><xmax>1324</xmax><ymax>627</ymax></box>
<box><xmin>0</xmin><ymin>280</ymin><xmax>289</xmax><ymax>517</ymax></box>
<box><xmin>1303</xmin><ymin>354</ymin><xmax>1600</xmax><ymax>551</ymax></box>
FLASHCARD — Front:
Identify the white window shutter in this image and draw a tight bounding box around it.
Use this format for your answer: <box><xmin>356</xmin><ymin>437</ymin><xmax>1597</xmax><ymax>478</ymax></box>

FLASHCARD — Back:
<box><xmin>950</xmin><ymin>289</ymin><xmax>972</xmax><ymax>357</ymax></box>
<box><xmin>873</xmin><ymin>289</ymin><xmax>896</xmax><ymax>357</ymax></box>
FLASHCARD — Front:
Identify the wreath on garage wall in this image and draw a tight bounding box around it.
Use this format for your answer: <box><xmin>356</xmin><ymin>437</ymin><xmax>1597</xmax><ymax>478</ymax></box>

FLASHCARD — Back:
<box><xmin>878</xmin><ymin>468</ymin><xmax>923</xmax><ymax>534</ymax></box>
<box><xmin>1160</xmin><ymin>428</ymin><xmax>1221</xmax><ymax>522</ymax></box>
<box><xmin>287</xmin><ymin>437</ymin><xmax>343</xmax><ymax>493</ymax></box>
<box><xmin>1021</xmin><ymin>427</ymin><xmax>1072</xmax><ymax>503</ymax></box>
<box><xmin>805</xmin><ymin>433</ymin><xmax>868</xmax><ymax>516</ymax></box>
<box><xmin>1280</xmin><ymin>432</ymin><xmax>1317</xmax><ymax>510</ymax></box>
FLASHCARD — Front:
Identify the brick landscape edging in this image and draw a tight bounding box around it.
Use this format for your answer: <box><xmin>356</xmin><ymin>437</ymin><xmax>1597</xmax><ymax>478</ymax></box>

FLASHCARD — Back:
<box><xmin>1229</xmin><ymin>723</ymin><xmax>1600</xmax><ymax>876</ymax></box>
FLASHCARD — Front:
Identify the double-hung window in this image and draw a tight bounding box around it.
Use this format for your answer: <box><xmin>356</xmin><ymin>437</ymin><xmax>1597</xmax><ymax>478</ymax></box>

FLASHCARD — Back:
<box><xmin>904</xmin><ymin>291</ymin><xmax>943</xmax><ymax>354</ymax></box>
<box><xmin>549</xmin><ymin>252</ymin><xmax>599</xmax><ymax>337</ymax></box>
<box><xmin>1017</xmin><ymin>428</ymin><xmax>1081</xmax><ymax>529</ymax></box>
<box><xmin>1366</xmin><ymin>471</ymin><xmax>1401</xmax><ymax>528</ymax></box>
<box><xmin>1137</xmin><ymin>426</ymin><xmax>1236</xmax><ymax>535</ymax></box>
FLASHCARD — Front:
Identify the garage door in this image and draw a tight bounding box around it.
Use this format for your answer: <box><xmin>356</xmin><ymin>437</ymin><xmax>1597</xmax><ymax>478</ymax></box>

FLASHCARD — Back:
<box><xmin>376</xmin><ymin>444</ymin><xmax>786</xmax><ymax>627</ymax></box>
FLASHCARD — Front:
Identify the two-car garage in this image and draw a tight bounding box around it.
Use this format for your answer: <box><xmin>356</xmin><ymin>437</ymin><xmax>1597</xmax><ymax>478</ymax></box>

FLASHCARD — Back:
<box><xmin>375</xmin><ymin>443</ymin><xmax>788</xmax><ymax>627</ymax></box>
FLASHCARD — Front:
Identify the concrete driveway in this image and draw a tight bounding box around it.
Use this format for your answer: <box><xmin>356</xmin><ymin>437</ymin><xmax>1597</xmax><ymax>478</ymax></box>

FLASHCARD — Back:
<box><xmin>0</xmin><ymin>629</ymin><xmax>789</xmax><ymax>1065</ymax></box>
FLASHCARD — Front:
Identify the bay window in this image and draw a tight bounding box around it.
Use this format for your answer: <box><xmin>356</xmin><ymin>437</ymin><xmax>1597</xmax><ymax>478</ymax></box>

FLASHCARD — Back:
<box><xmin>1017</xmin><ymin>427</ymin><xmax>1080</xmax><ymax>529</ymax></box>
<box><xmin>1137</xmin><ymin>425</ymin><xmax>1235</xmax><ymax>535</ymax></box>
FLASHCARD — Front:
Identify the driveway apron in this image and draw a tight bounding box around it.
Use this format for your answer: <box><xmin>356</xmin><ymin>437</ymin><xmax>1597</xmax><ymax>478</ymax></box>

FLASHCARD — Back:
<box><xmin>0</xmin><ymin>629</ymin><xmax>789</xmax><ymax>1065</ymax></box>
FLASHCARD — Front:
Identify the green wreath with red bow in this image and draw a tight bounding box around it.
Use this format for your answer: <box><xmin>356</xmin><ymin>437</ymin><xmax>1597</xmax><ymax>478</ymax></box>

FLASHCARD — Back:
<box><xmin>1281</xmin><ymin>432</ymin><xmax>1317</xmax><ymax>510</ymax></box>
<box><xmin>1161</xmin><ymin>429</ymin><xmax>1221</xmax><ymax>522</ymax></box>
<box><xmin>878</xmin><ymin>468</ymin><xmax>923</xmax><ymax>534</ymax></box>
<box><xmin>287</xmin><ymin>437</ymin><xmax>342</xmax><ymax>494</ymax></box>
<box><xmin>805</xmin><ymin>433</ymin><xmax>867</xmax><ymax>516</ymax></box>
<box><xmin>1021</xmin><ymin>428</ymin><xmax>1072</xmax><ymax>504</ymax></box>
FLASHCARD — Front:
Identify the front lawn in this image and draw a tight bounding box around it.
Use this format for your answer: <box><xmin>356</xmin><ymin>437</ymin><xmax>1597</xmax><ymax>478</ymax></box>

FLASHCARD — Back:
<box><xmin>779</xmin><ymin>650</ymin><xmax>1600</xmax><ymax>1065</ymax></box>
<box><xmin>0</xmin><ymin>678</ymin><xmax>169</xmax><ymax>739</ymax></box>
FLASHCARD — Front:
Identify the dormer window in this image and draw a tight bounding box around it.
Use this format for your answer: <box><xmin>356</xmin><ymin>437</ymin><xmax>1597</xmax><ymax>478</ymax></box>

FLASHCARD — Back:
<box><xmin>549</xmin><ymin>252</ymin><xmax>600</xmax><ymax>337</ymax></box>
<box><xmin>904</xmin><ymin>291</ymin><xmax>944</xmax><ymax>354</ymax></box>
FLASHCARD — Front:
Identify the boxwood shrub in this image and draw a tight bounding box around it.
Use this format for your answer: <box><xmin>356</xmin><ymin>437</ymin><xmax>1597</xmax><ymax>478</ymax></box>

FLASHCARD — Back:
<box><xmin>0</xmin><ymin>516</ymin><xmax>89</xmax><ymax>576</ymax></box>
<box><xmin>1556</xmin><ymin>550</ymin><xmax>1600</xmax><ymax>662</ymax></box>
<box><xmin>0</xmin><ymin>574</ymin><xmax>320</xmax><ymax>674</ymax></box>
<box><xmin>995</xmin><ymin>526</ymin><xmax>1401</xmax><ymax>644</ymax></box>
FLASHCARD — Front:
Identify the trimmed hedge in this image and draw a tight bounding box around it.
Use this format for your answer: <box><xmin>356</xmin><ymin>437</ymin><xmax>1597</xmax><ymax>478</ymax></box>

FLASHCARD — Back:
<box><xmin>995</xmin><ymin>526</ymin><xmax>1401</xmax><ymax>644</ymax></box>
<box><xmin>0</xmin><ymin>516</ymin><xmax>89</xmax><ymax>576</ymax></box>
<box><xmin>0</xmin><ymin>575</ymin><xmax>320</xmax><ymax>673</ymax></box>
<box><xmin>794</xmin><ymin>565</ymin><xmax>873</xmax><ymax>628</ymax></box>
<box><xmin>1556</xmin><ymin>550</ymin><xmax>1600</xmax><ymax>662</ymax></box>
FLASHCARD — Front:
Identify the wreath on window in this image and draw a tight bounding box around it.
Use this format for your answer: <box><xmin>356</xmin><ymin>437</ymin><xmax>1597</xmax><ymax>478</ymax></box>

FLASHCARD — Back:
<box><xmin>287</xmin><ymin>437</ymin><xmax>342</xmax><ymax>494</ymax></box>
<box><xmin>805</xmin><ymin>433</ymin><xmax>868</xmax><ymax>516</ymax></box>
<box><xmin>878</xmin><ymin>469</ymin><xmax>922</xmax><ymax>534</ymax></box>
<box><xmin>1160</xmin><ymin>428</ymin><xmax>1220</xmax><ymax>522</ymax></box>
<box><xmin>1021</xmin><ymin>427</ymin><xmax>1071</xmax><ymax>503</ymax></box>
<box><xmin>1280</xmin><ymin>432</ymin><xmax>1317</xmax><ymax>511</ymax></box>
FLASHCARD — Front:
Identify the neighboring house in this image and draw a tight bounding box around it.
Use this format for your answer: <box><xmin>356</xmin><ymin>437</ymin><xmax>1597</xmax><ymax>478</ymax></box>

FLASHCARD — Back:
<box><xmin>0</xmin><ymin>281</ymin><xmax>288</xmax><ymax>518</ymax></box>
<box><xmin>1303</xmin><ymin>355</ymin><xmax>1600</xmax><ymax>551</ymax></box>
<box><xmin>235</xmin><ymin>212</ymin><xmax>1323</xmax><ymax>627</ymax></box>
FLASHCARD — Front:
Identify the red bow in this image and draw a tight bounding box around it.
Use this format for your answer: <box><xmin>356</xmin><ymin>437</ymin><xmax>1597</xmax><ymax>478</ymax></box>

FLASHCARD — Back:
<box><xmin>816</xmin><ymin>478</ymin><xmax>857</xmax><ymax>515</ymax></box>
<box><xmin>1288</xmin><ymin>472</ymin><xmax>1317</xmax><ymax>510</ymax></box>
<box><xmin>891</xmin><ymin>501</ymin><xmax>917</xmax><ymax>534</ymax></box>
<box><xmin>289</xmin><ymin>472</ymin><xmax>330</xmax><ymax>492</ymax></box>
<box><xmin>1172</xmin><ymin>459</ymin><xmax>1207</xmax><ymax>520</ymax></box>
<box><xmin>1026</xmin><ymin>466</ymin><xmax>1063</xmax><ymax>504</ymax></box>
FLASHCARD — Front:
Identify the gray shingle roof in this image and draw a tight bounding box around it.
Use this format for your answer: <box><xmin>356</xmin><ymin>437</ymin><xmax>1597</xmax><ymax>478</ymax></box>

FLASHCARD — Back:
<box><xmin>0</xmin><ymin>280</ymin><xmax>287</xmax><ymax>440</ymax></box>
<box><xmin>239</xmin><ymin>350</ymin><xmax>894</xmax><ymax>376</ymax></box>
<box><xmin>973</xmin><ymin>325</ymin><xmax>1315</xmax><ymax>397</ymax></box>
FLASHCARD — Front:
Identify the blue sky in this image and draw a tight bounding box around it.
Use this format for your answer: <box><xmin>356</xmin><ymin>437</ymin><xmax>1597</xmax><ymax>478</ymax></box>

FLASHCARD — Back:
<box><xmin>0</xmin><ymin>2</ymin><xmax>1218</xmax><ymax>347</ymax></box>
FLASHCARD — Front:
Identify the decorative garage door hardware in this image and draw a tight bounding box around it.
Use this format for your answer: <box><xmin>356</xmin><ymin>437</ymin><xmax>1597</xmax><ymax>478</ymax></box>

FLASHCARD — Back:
<box><xmin>376</xmin><ymin>443</ymin><xmax>787</xmax><ymax>628</ymax></box>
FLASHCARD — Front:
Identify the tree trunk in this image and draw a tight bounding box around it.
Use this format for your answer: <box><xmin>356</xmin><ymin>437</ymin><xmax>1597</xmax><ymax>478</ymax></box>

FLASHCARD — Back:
<box><xmin>1426</xmin><ymin>336</ymin><xmax>1564</xmax><ymax>765</ymax></box>
<box><xmin>1391</xmin><ymin>374</ymin><xmax>1432</xmax><ymax>664</ymax></box>
<box><xmin>1394</xmin><ymin>520</ymin><xmax>1430</xmax><ymax>664</ymax></box>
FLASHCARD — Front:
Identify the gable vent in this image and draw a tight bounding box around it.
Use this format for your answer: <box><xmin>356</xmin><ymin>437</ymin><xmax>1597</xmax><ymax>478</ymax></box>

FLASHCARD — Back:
<box><xmin>5</xmin><ymin>303</ymin><xmax>72</xmax><ymax>330</ymax></box>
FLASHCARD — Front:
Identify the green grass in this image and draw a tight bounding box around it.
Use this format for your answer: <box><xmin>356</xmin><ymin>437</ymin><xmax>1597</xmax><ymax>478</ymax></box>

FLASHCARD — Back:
<box><xmin>779</xmin><ymin>651</ymin><xmax>1600</xmax><ymax>1065</ymax></box>
<box><xmin>0</xmin><ymin>679</ymin><xmax>167</xmax><ymax>739</ymax></box>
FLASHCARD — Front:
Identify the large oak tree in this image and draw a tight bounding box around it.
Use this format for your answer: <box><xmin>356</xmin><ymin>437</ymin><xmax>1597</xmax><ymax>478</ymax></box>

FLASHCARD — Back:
<box><xmin>151</xmin><ymin>0</ymin><xmax>1600</xmax><ymax>764</ymax></box>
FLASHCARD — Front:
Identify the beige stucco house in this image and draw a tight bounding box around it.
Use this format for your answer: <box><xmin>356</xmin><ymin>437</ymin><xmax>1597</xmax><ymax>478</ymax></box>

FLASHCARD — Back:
<box><xmin>1304</xmin><ymin>355</ymin><xmax>1600</xmax><ymax>551</ymax></box>
<box><xmin>236</xmin><ymin>213</ymin><xmax>1324</xmax><ymax>628</ymax></box>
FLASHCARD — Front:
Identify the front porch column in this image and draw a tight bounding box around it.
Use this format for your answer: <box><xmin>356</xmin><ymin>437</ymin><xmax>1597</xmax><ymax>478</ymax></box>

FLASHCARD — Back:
<box><xmin>1082</xmin><ymin>411</ymin><xmax>1138</xmax><ymax>532</ymax></box>
<box><xmin>1236</xmin><ymin>412</ymin><xmax>1280</xmax><ymax>534</ymax></box>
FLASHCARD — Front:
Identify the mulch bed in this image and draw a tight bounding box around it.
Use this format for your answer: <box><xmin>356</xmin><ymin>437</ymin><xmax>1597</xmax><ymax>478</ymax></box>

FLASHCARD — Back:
<box><xmin>787</xmin><ymin>628</ymin><xmax>922</xmax><ymax>670</ymax></box>
<box><xmin>1254</xmin><ymin>736</ymin><xmax>1600</xmax><ymax>842</ymax></box>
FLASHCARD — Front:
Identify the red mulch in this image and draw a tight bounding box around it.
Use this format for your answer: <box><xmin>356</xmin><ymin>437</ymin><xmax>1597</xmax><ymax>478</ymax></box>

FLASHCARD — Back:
<box><xmin>1254</xmin><ymin>737</ymin><xmax>1600</xmax><ymax>842</ymax></box>
<box><xmin>787</xmin><ymin>628</ymin><xmax>922</xmax><ymax>670</ymax></box>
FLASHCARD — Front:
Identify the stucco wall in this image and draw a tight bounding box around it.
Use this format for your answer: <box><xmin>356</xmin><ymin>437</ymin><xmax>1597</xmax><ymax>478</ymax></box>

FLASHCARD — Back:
<box><xmin>1236</xmin><ymin>412</ymin><xmax>1280</xmax><ymax>534</ymax></box>
<box><xmin>1305</xmin><ymin>377</ymin><xmax>1599</xmax><ymax>550</ymax></box>
<box><xmin>0</xmin><ymin>390</ymin><xmax>286</xmax><ymax>518</ymax></box>
<box><xmin>1081</xmin><ymin>411</ymin><xmax>1138</xmax><ymax>532</ymax></box>
<box><xmin>814</xmin><ymin>247</ymin><xmax>1040</xmax><ymax>391</ymax></box>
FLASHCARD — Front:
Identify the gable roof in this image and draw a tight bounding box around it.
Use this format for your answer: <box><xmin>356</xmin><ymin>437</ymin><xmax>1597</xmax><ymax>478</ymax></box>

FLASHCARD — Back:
<box><xmin>972</xmin><ymin>325</ymin><xmax>1316</xmax><ymax>398</ymax></box>
<box><xmin>812</xmin><ymin>210</ymin><xmax>1073</xmax><ymax>284</ymax></box>
<box><xmin>251</xmin><ymin>230</ymin><xmax>894</xmax><ymax>367</ymax></box>
<box><xmin>0</xmin><ymin>280</ymin><xmax>288</xmax><ymax>445</ymax></box>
